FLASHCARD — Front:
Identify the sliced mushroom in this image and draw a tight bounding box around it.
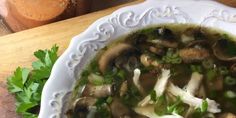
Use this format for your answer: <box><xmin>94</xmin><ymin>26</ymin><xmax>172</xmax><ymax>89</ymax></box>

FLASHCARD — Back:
<box><xmin>139</xmin><ymin>72</ymin><xmax>158</xmax><ymax>92</ymax></box>
<box><xmin>72</xmin><ymin>97</ymin><xmax>97</xmax><ymax>118</ymax></box>
<box><xmin>186</xmin><ymin>40</ymin><xmax>209</xmax><ymax>48</ymax></box>
<box><xmin>198</xmin><ymin>85</ymin><xmax>206</xmax><ymax>98</ymax></box>
<box><xmin>181</xmin><ymin>27</ymin><xmax>208</xmax><ymax>44</ymax></box>
<box><xmin>140</xmin><ymin>54</ymin><xmax>152</xmax><ymax>67</ymax></box>
<box><xmin>181</xmin><ymin>28</ymin><xmax>195</xmax><ymax>44</ymax></box>
<box><xmin>212</xmin><ymin>39</ymin><xmax>236</xmax><ymax>61</ymax></box>
<box><xmin>147</xmin><ymin>27</ymin><xmax>178</xmax><ymax>48</ymax></box>
<box><xmin>148</xmin><ymin>39</ymin><xmax>178</xmax><ymax>48</ymax></box>
<box><xmin>99</xmin><ymin>43</ymin><xmax>134</xmax><ymax>73</ymax></box>
<box><xmin>213</xmin><ymin>76</ymin><xmax>224</xmax><ymax>91</ymax></box>
<box><xmin>218</xmin><ymin>113</ymin><xmax>236</xmax><ymax>118</ymax></box>
<box><xmin>110</xmin><ymin>98</ymin><xmax>131</xmax><ymax>118</ymax></box>
<box><xmin>123</xmin><ymin>56</ymin><xmax>139</xmax><ymax>72</ymax></box>
<box><xmin>149</xmin><ymin>46</ymin><xmax>165</xmax><ymax>55</ymax></box>
<box><xmin>82</xmin><ymin>84</ymin><xmax>114</xmax><ymax>98</ymax></box>
<box><xmin>140</xmin><ymin>54</ymin><xmax>167</xmax><ymax>68</ymax></box>
<box><xmin>73</xmin><ymin>97</ymin><xmax>97</xmax><ymax>109</ymax></box>
<box><xmin>179</xmin><ymin>48</ymin><xmax>210</xmax><ymax>63</ymax></box>
<box><xmin>154</xmin><ymin>27</ymin><xmax>175</xmax><ymax>40</ymax></box>
<box><xmin>120</xmin><ymin>81</ymin><xmax>128</xmax><ymax>97</ymax></box>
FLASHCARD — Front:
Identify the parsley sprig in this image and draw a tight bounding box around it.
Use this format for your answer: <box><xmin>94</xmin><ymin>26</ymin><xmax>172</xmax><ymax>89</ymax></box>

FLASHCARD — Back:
<box><xmin>7</xmin><ymin>45</ymin><xmax>59</xmax><ymax>118</ymax></box>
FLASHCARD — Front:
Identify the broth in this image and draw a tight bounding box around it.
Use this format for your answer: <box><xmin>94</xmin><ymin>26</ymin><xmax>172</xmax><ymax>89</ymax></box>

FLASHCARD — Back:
<box><xmin>67</xmin><ymin>24</ymin><xmax>236</xmax><ymax>118</ymax></box>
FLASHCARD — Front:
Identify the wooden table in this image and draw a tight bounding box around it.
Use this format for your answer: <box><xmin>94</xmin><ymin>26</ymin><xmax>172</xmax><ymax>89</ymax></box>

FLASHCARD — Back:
<box><xmin>0</xmin><ymin>1</ymin><xmax>142</xmax><ymax>118</ymax></box>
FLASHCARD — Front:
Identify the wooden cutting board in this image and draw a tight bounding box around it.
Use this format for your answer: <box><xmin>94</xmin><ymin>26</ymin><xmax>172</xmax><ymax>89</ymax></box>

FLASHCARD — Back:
<box><xmin>0</xmin><ymin>1</ymin><xmax>143</xmax><ymax>118</ymax></box>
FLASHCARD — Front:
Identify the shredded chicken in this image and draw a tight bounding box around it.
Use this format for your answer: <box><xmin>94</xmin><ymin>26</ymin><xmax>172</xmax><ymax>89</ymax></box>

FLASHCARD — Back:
<box><xmin>134</xmin><ymin>105</ymin><xmax>183</xmax><ymax>118</ymax></box>
<box><xmin>186</xmin><ymin>72</ymin><xmax>203</xmax><ymax>95</ymax></box>
<box><xmin>135</xmin><ymin>70</ymin><xmax>221</xmax><ymax>118</ymax></box>
<box><xmin>184</xmin><ymin>72</ymin><xmax>203</xmax><ymax>117</ymax></box>
<box><xmin>168</xmin><ymin>83</ymin><xmax>221</xmax><ymax>113</ymax></box>
<box><xmin>138</xmin><ymin>69</ymin><xmax>171</xmax><ymax>106</ymax></box>
<box><xmin>133</xmin><ymin>68</ymin><xmax>145</xmax><ymax>95</ymax></box>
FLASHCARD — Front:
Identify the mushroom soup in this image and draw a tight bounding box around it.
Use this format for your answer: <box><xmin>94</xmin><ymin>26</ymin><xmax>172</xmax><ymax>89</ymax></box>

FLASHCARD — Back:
<box><xmin>67</xmin><ymin>24</ymin><xmax>236</xmax><ymax>118</ymax></box>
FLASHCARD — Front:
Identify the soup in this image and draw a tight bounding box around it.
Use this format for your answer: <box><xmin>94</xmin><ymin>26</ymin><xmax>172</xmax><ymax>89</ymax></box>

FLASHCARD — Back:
<box><xmin>67</xmin><ymin>24</ymin><xmax>236</xmax><ymax>118</ymax></box>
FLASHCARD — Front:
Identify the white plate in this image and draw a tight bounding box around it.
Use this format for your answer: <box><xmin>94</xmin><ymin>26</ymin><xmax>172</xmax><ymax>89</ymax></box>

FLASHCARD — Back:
<box><xmin>39</xmin><ymin>0</ymin><xmax>236</xmax><ymax>118</ymax></box>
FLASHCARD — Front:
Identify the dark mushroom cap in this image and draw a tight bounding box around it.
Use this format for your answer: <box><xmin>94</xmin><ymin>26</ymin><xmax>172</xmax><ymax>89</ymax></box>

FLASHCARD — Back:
<box><xmin>212</xmin><ymin>39</ymin><xmax>236</xmax><ymax>62</ymax></box>
<box><xmin>99</xmin><ymin>43</ymin><xmax>134</xmax><ymax>73</ymax></box>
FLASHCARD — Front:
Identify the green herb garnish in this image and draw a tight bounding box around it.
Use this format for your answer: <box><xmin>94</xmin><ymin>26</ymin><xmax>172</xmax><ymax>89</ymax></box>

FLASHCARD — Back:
<box><xmin>162</xmin><ymin>48</ymin><xmax>182</xmax><ymax>64</ymax></box>
<box><xmin>191</xmin><ymin>99</ymin><xmax>208</xmax><ymax>118</ymax></box>
<box><xmin>167</xmin><ymin>96</ymin><xmax>185</xmax><ymax>115</ymax></box>
<box><xmin>154</xmin><ymin>95</ymin><xmax>167</xmax><ymax>116</ymax></box>
<box><xmin>7</xmin><ymin>45</ymin><xmax>59</xmax><ymax>118</ymax></box>
<box><xmin>190</xmin><ymin>65</ymin><xmax>203</xmax><ymax>73</ymax></box>
<box><xmin>150</xmin><ymin>90</ymin><xmax>157</xmax><ymax>102</ymax></box>
<box><xmin>201</xmin><ymin>99</ymin><xmax>208</xmax><ymax>113</ymax></box>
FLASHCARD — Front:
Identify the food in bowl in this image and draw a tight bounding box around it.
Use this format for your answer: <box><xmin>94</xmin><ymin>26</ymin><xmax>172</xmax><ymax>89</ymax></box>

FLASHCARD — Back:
<box><xmin>66</xmin><ymin>24</ymin><xmax>236</xmax><ymax>118</ymax></box>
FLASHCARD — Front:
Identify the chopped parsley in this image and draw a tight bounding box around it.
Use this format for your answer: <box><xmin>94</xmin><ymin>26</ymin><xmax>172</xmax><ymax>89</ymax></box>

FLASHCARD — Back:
<box><xmin>7</xmin><ymin>45</ymin><xmax>59</xmax><ymax>118</ymax></box>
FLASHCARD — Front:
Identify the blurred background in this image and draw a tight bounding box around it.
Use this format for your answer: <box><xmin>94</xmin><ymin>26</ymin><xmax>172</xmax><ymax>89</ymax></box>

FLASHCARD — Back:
<box><xmin>0</xmin><ymin>0</ymin><xmax>134</xmax><ymax>36</ymax></box>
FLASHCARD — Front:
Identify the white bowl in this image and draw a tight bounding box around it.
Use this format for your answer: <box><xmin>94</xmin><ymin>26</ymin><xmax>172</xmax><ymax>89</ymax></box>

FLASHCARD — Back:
<box><xmin>39</xmin><ymin>0</ymin><xmax>236</xmax><ymax>118</ymax></box>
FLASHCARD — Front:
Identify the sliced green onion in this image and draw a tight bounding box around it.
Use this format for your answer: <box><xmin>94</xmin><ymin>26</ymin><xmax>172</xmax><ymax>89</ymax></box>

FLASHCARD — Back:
<box><xmin>88</xmin><ymin>73</ymin><xmax>104</xmax><ymax>85</ymax></box>
<box><xmin>224</xmin><ymin>90</ymin><xmax>236</xmax><ymax>98</ymax></box>
<box><xmin>162</xmin><ymin>48</ymin><xmax>182</xmax><ymax>64</ymax></box>
<box><xmin>218</xmin><ymin>66</ymin><xmax>229</xmax><ymax>75</ymax></box>
<box><xmin>201</xmin><ymin>99</ymin><xmax>208</xmax><ymax>113</ymax></box>
<box><xmin>167</xmin><ymin>96</ymin><xmax>184</xmax><ymax>114</ymax></box>
<box><xmin>150</xmin><ymin>90</ymin><xmax>157</xmax><ymax>102</ymax></box>
<box><xmin>224</xmin><ymin>76</ymin><xmax>236</xmax><ymax>86</ymax></box>
<box><xmin>202</xmin><ymin>59</ymin><xmax>214</xmax><ymax>69</ymax></box>
<box><xmin>106</xmin><ymin>96</ymin><xmax>113</xmax><ymax>104</ymax></box>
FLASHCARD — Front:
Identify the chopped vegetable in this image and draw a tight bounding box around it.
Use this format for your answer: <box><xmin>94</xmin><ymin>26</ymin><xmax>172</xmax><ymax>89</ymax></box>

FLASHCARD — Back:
<box><xmin>162</xmin><ymin>48</ymin><xmax>182</xmax><ymax>64</ymax></box>
<box><xmin>224</xmin><ymin>91</ymin><xmax>236</xmax><ymax>99</ymax></box>
<box><xmin>224</xmin><ymin>76</ymin><xmax>236</xmax><ymax>86</ymax></box>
